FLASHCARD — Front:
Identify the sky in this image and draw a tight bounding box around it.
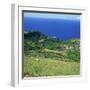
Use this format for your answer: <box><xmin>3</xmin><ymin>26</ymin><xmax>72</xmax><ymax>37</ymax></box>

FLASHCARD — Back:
<box><xmin>23</xmin><ymin>12</ymin><xmax>80</xmax><ymax>40</ymax></box>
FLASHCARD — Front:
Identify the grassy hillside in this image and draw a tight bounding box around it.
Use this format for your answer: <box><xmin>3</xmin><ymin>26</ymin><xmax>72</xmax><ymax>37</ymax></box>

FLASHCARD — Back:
<box><xmin>24</xmin><ymin>31</ymin><xmax>80</xmax><ymax>77</ymax></box>
<box><xmin>24</xmin><ymin>56</ymin><xmax>80</xmax><ymax>77</ymax></box>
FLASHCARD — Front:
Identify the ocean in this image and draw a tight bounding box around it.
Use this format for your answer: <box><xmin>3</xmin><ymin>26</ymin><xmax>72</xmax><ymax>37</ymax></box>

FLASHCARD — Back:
<box><xmin>24</xmin><ymin>14</ymin><xmax>80</xmax><ymax>40</ymax></box>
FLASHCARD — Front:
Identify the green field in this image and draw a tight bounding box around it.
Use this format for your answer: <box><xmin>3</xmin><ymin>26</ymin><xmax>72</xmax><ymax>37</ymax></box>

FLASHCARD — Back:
<box><xmin>24</xmin><ymin>31</ymin><xmax>80</xmax><ymax>77</ymax></box>
<box><xmin>24</xmin><ymin>55</ymin><xmax>80</xmax><ymax>77</ymax></box>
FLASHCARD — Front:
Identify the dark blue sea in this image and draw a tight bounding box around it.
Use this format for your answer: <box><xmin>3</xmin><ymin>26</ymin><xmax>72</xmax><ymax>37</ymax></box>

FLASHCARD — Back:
<box><xmin>24</xmin><ymin>14</ymin><xmax>80</xmax><ymax>40</ymax></box>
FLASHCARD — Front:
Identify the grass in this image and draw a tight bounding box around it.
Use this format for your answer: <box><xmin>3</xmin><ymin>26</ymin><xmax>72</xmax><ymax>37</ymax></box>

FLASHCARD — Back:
<box><xmin>24</xmin><ymin>32</ymin><xmax>80</xmax><ymax>77</ymax></box>
<box><xmin>24</xmin><ymin>55</ymin><xmax>80</xmax><ymax>77</ymax></box>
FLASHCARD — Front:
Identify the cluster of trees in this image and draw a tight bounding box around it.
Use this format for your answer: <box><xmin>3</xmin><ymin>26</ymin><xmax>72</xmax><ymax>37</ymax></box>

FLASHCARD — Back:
<box><xmin>24</xmin><ymin>31</ymin><xmax>80</xmax><ymax>62</ymax></box>
<box><xmin>24</xmin><ymin>31</ymin><xmax>66</xmax><ymax>51</ymax></box>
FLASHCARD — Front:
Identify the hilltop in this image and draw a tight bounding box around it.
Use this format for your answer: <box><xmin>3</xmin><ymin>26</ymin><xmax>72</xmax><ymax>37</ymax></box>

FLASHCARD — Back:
<box><xmin>24</xmin><ymin>31</ymin><xmax>80</xmax><ymax>62</ymax></box>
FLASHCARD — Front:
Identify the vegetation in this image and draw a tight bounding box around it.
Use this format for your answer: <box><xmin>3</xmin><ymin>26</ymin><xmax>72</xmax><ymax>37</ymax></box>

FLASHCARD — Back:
<box><xmin>24</xmin><ymin>31</ymin><xmax>80</xmax><ymax>77</ymax></box>
<box><xmin>24</xmin><ymin>56</ymin><xmax>80</xmax><ymax>77</ymax></box>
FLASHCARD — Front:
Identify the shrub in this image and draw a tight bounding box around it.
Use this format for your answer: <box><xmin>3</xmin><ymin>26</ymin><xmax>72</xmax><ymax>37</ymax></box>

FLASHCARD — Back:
<box><xmin>67</xmin><ymin>50</ymin><xmax>80</xmax><ymax>62</ymax></box>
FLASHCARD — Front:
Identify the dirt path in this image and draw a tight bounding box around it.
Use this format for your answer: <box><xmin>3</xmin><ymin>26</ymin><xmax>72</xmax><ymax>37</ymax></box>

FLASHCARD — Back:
<box><xmin>42</xmin><ymin>48</ymin><xmax>66</xmax><ymax>56</ymax></box>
